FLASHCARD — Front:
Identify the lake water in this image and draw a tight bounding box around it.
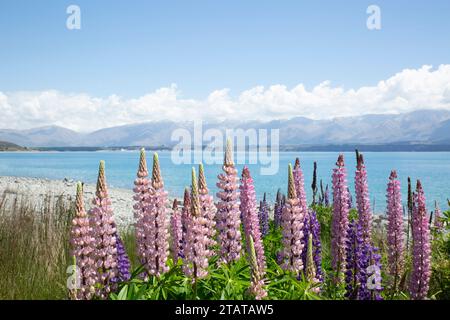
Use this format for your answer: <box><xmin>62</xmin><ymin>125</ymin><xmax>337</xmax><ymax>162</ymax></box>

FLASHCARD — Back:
<box><xmin>0</xmin><ymin>151</ymin><xmax>448</xmax><ymax>212</ymax></box>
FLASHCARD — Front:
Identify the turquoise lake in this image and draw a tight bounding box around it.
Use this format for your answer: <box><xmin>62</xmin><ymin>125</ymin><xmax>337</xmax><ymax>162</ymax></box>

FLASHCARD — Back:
<box><xmin>0</xmin><ymin>151</ymin><xmax>448</xmax><ymax>212</ymax></box>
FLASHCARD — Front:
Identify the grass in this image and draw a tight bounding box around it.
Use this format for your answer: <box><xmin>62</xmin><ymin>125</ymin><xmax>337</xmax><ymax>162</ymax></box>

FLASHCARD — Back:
<box><xmin>0</xmin><ymin>192</ymin><xmax>73</xmax><ymax>299</ymax></box>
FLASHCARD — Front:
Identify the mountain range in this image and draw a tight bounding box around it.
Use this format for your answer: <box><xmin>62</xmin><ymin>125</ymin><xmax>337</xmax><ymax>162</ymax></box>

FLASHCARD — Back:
<box><xmin>1</xmin><ymin>109</ymin><xmax>450</xmax><ymax>148</ymax></box>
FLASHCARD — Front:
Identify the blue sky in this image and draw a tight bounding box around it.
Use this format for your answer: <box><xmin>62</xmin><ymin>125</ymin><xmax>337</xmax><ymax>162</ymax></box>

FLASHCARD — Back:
<box><xmin>1</xmin><ymin>0</ymin><xmax>450</xmax><ymax>98</ymax></box>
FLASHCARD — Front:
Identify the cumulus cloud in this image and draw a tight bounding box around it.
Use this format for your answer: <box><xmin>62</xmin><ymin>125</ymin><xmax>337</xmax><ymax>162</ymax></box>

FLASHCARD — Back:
<box><xmin>1</xmin><ymin>65</ymin><xmax>450</xmax><ymax>132</ymax></box>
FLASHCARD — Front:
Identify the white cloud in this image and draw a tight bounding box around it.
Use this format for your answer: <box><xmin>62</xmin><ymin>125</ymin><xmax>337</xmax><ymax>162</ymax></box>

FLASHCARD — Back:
<box><xmin>1</xmin><ymin>65</ymin><xmax>450</xmax><ymax>132</ymax></box>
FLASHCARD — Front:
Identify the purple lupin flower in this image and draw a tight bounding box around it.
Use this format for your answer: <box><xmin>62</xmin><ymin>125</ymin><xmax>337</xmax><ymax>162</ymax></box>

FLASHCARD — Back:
<box><xmin>345</xmin><ymin>220</ymin><xmax>364</xmax><ymax>300</ymax></box>
<box><xmin>142</xmin><ymin>153</ymin><xmax>170</xmax><ymax>276</ymax></box>
<box><xmin>258</xmin><ymin>193</ymin><xmax>269</xmax><ymax>237</ymax></box>
<box><xmin>183</xmin><ymin>168</ymin><xmax>210</xmax><ymax>279</ymax></box>
<box><xmin>274</xmin><ymin>189</ymin><xmax>284</xmax><ymax>228</ymax></box>
<box><xmin>302</xmin><ymin>209</ymin><xmax>323</xmax><ymax>282</ymax></box>
<box><xmin>70</xmin><ymin>182</ymin><xmax>96</xmax><ymax>300</ymax></box>
<box><xmin>115</xmin><ymin>234</ymin><xmax>131</xmax><ymax>282</ymax></box>
<box><xmin>409</xmin><ymin>180</ymin><xmax>432</xmax><ymax>300</ymax></box>
<box><xmin>366</xmin><ymin>246</ymin><xmax>383</xmax><ymax>300</ymax></box>
<box><xmin>355</xmin><ymin>154</ymin><xmax>372</xmax><ymax>243</ymax></box>
<box><xmin>216</xmin><ymin>139</ymin><xmax>242</xmax><ymax>264</ymax></box>
<box><xmin>433</xmin><ymin>201</ymin><xmax>443</xmax><ymax>232</ymax></box>
<box><xmin>240</xmin><ymin>168</ymin><xmax>267</xmax><ymax>271</ymax></box>
<box><xmin>386</xmin><ymin>170</ymin><xmax>404</xmax><ymax>292</ymax></box>
<box><xmin>280</xmin><ymin>164</ymin><xmax>305</xmax><ymax>274</ymax></box>
<box><xmin>324</xmin><ymin>184</ymin><xmax>330</xmax><ymax>207</ymax></box>
<box><xmin>133</xmin><ymin>148</ymin><xmax>150</xmax><ymax>268</ymax></box>
<box><xmin>347</xmin><ymin>187</ymin><xmax>353</xmax><ymax>210</ymax></box>
<box><xmin>198</xmin><ymin>164</ymin><xmax>217</xmax><ymax>257</ymax></box>
<box><xmin>89</xmin><ymin>161</ymin><xmax>118</xmax><ymax>299</ymax></box>
<box><xmin>170</xmin><ymin>199</ymin><xmax>183</xmax><ymax>261</ymax></box>
<box><xmin>331</xmin><ymin>154</ymin><xmax>350</xmax><ymax>282</ymax></box>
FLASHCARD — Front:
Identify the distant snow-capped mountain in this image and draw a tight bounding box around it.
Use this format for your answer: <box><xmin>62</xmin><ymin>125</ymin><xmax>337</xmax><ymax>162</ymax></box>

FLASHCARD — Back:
<box><xmin>1</xmin><ymin>109</ymin><xmax>450</xmax><ymax>147</ymax></box>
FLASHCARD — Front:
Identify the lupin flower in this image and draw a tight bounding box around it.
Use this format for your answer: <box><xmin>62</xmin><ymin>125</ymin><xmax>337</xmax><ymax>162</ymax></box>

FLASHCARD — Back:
<box><xmin>239</xmin><ymin>167</ymin><xmax>267</xmax><ymax>281</ymax></box>
<box><xmin>70</xmin><ymin>182</ymin><xmax>96</xmax><ymax>300</ymax></box>
<box><xmin>331</xmin><ymin>155</ymin><xmax>350</xmax><ymax>281</ymax></box>
<box><xmin>115</xmin><ymin>233</ymin><xmax>131</xmax><ymax>282</ymax></box>
<box><xmin>305</xmin><ymin>233</ymin><xmax>320</xmax><ymax>293</ymax></box>
<box><xmin>216</xmin><ymin>139</ymin><xmax>242</xmax><ymax>264</ymax></box>
<box><xmin>247</xmin><ymin>235</ymin><xmax>268</xmax><ymax>300</ymax></box>
<box><xmin>355</xmin><ymin>154</ymin><xmax>372</xmax><ymax>243</ymax></box>
<box><xmin>344</xmin><ymin>220</ymin><xmax>382</xmax><ymax>300</ymax></box>
<box><xmin>324</xmin><ymin>184</ymin><xmax>330</xmax><ymax>207</ymax></box>
<box><xmin>433</xmin><ymin>201</ymin><xmax>443</xmax><ymax>232</ymax></box>
<box><xmin>258</xmin><ymin>193</ymin><xmax>269</xmax><ymax>237</ymax></box>
<box><xmin>345</xmin><ymin>220</ymin><xmax>364</xmax><ymax>300</ymax></box>
<box><xmin>386</xmin><ymin>170</ymin><xmax>404</xmax><ymax>292</ymax></box>
<box><xmin>347</xmin><ymin>187</ymin><xmax>353</xmax><ymax>209</ymax></box>
<box><xmin>311</xmin><ymin>161</ymin><xmax>318</xmax><ymax>205</ymax></box>
<box><xmin>170</xmin><ymin>199</ymin><xmax>183</xmax><ymax>261</ymax></box>
<box><xmin>142</xmin><ymin>153</ymin><xmax>170</xmax><ymax>276</ymax></box>
<box><xmin>183</xmin><ymin>168</ymin><xmax>210</xmax><ymax>279</ymax></box>
<box><xmin>180</xmin><ymin>187</ymin><xmax>191</xmax><ymax>258</ymax></box>
<box><xmin>293</xmin><ymin>158</ymin><xmax>309</xmax><ymax>266</ymax></box>
<box><xmin>409</xmin><ymin>180</ymin><xmax>432</xmax><ymax>300</ymax></box>
<box><xmin>280</xmin><ymin>164</ymin><xmax>305</xmax><ymax>274</ymax></box>
<box><xmin>198</xmin><ymin>164</ymin><xmax>217</xmax><ymax>257</ymax></box>
<box><xmin>274</xmin><ymin>189</ymin><xmax>284</xmax><ymax>228</ymax></box>
<box><xmin>89</xmin><ymin>161</ymin><xmax>118</xmax><ymax>299</ymax></box>
<box><xmin>301</xmin><ymin>209</ymin><xmax>323</xmax><ymax>282</ymax></box>
<box><xmin>133</xmin><ymin>148</ymin><xmax>150</xmax><ymax>267</ymax></box>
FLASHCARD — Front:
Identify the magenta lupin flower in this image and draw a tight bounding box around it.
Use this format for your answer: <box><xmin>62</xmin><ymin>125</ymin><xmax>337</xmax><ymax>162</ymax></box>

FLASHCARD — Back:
<box><xmin>409</xmin><ymin>180</ymin><xmax>432</xmax><ymax>300</ymax></box>
<box><xmin>70</xmin><ymin>182</ymin><xmax>96</xmax><ymax>300</ymax></box>
<box><xmin>216</xmin><ymin>139</ymin><xmax>242</xmax><ymax>264</ymax></box>
<box><xmin>355</xmin><ymin>154</ymin><xmax>372</xmax><ymax>243</ymax></box>
<box><xmin>386</xmin><ymin>170</ymin><xmax>405</xmax><ymax>292</ymax></box>
<box><xmin>133</xmin><ymin>148</ymin><xmax>150</xmax><ymax>267</ymax></box>
<box><xmin>141</xmin><ymin>153</ymin><xmax>170</xmax><ymax>276</ymax></box>
<box><xmin>198</xmin><ymin>164</ymin><xmax>217</xmax><ymax>257</ymax></box>
<box><xmin>89</xmin><ymin>161</ymin><xmax>118</xmax><ymax>299</ymax></box>
<box><xmin>183</xmin><ymin>168</ymin><xmax>210</xmax><ymax>279</ymax></box>
<box><xmin>170</xmin><ymin>199</ymin><xmax>183</xmax><ymax>262</ymax></box>
<box><xmin>239</xmin><ymin>166</ymin><xmax>267</xmax><ymax>294</ymax></box>
<box><xmin>280</xmin><ymin>164</ymin><xmax>305</xmax><ymax>274</ymax></box>
<box><xmin>331</xmin><ymin>154</ymin><xmax>350</xmax><ymax>281</ymax></box>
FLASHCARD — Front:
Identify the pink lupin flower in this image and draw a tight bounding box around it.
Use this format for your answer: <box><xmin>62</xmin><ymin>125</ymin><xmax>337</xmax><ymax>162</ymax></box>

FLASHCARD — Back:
<box><xmin>280</xmin><ymin>164</ymin><xmax>305</xmax><ymax>274</ymax></box>
<box><xmin>386</xmin><ymin>170</ymin><xmax>404</xmax><ymax>292</ymax></box>
<box><xmin>70</xmin><ymin>182</ymin><xmax>96</xmax><ymax>300</ymax></box>
<box><xmin>216</xmin><ymin>139</ymin><xmax>242</xmax><ymax>264</ymax></box>
<box><xmin>170</xmin><ymin>199</ymin><xmax>183</xmax><ymax>262</ymax></box>
<box><xmin>433</xmin><ymin>201</ymin><xmax>443</xmax><ymax>232</ymax></box>
<box><xmin>198</xmin><ymin>163</ymin><xmax>217</xmax><ymax>257</ymax></box>
<box><xmin>248</xmin><ymin>235</ymin><xmax>268</xmax><ymax>300</ymax></box>
<box><xmin>331</xmin><ymin>154</ymin><xmax>350</xmax><ymax>281</ymax></box>
<box><xmin>293</xmin><ymin>157</ymin><xmax>308</xmax><ymax>261</ymax></box>
<box><xmin>133</xmin><ymin>148</ymin><xmax>150</xmax><ymax>267</ymax></box>
<box><xmin>183</xmin><ymin>167</ymin><xmax>210</xmax><ymax>280</ymax></box>
<box><xmin>409</xmin><ymin>180</ymin><xmax>432</xmax><ymax>300</ymax></box>
<box><xmin>89</xmin><ymin>160</ymin><xmax>118</xmax><ymax>299</ymax></box>
<box><xmin>355</xmin><ymin>154</ymin><xmax>372</xmax><ymax>243</ymax></box>
<box><xmin>239</xmin><ymin>166</ymin><xmax>267</xmax><ymax>299</ymax></box>
<box><xmin>181</xmin><ymin>187</ymin><xmax>191</xmax><ymax>258</ymax></box>
<box><xmin>142</xmin><ymin>153</ymin><xmax>170</xmax><ymax>276</ymax></box>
